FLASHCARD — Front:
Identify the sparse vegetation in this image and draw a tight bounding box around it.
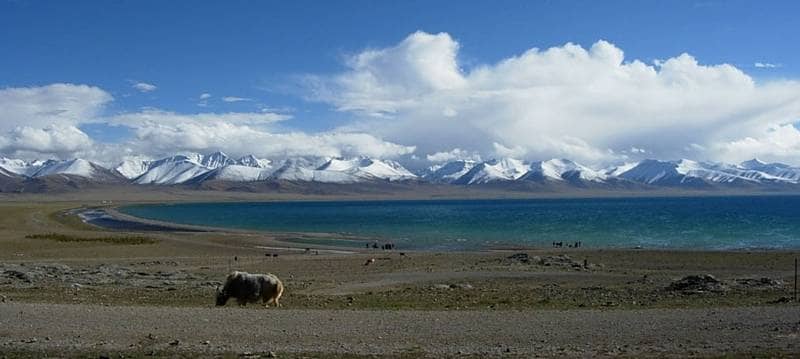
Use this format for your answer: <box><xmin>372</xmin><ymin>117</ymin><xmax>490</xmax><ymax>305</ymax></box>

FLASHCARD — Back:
<box><xmin>25</xmin><ymin>233</ymin><xmax>157</xmax><ymax>245</ymax></box>
<box><xmin>47</xmin><ymin>208</ymin><xmax>98</xmax><ymax>231</ymax></box>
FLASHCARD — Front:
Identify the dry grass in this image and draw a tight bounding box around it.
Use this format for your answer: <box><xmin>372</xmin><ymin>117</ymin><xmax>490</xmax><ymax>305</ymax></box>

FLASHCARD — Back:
<box><xmin>25</xmin><ymin>232</ymin><xmax>157</xmax><ymax>245</ymax></box>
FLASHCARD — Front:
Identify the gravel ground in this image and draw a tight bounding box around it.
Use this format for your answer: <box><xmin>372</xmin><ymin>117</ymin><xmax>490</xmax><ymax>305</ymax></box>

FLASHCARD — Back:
<box><xmin>1</xmin><ymin>302</ymin><xmax>798</xmax><ymax>357</ymax></box>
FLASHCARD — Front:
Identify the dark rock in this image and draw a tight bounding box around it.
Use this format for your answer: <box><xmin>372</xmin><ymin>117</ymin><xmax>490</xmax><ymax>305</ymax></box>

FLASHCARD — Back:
<box><xmin>768</xmin><ymin>296</ymin><xmax>792</xmax><ymax>304</ymax></box>
<box><xmin>2</xmin><ymin>270</ymin><xmax>32</xmax><ymax>283</ymax></box>
<box><xmin>735</xmin><ymin>277</ymin><xmax>783</xmax><ymax>288</ymax></box>
<box><xmin>667</xmin><ymin>274</ymin><xmax>727</xmax><ymax>293</ymax></box>
<box><xmin>506</xmin><ymin>253</ymin><xmax>530</xmax><ymax>263</ymax></box>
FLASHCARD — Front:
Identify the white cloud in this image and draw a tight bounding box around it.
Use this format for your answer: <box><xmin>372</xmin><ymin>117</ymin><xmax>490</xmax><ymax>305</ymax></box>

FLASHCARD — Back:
<box><xmin>307</xmin><ymin>31</ymin><xmax>800</xmax><ymax>165</ymax></box>
<box><xmin>712</xmin><ymin>124</ymin><xmax>800</xmax><ymax>164</ymax></box>
<box><xmin>106</xmin><ymin>109</ymin><xmax>289</xmax><ymax>128</ymax></box>
<box><xmin>4</xmin><ymin>37</ymin><xmax>800</xmax><ymax>169</ymax></box>
<box><xmin>0</xmin><ymin>83</ymin><xmax>412</xmax><ymax>162</ymax></box>
<box><xmin>197</xmin><ymin>93</ymin><xmax>212</xmax><ymax>107</ymax></box>
<box><xmin>754</xmin><ymin>62</ymin><xmax>780</xmax><ymax>69</ymax></box>
<box><xmin>126</xmin><ymin>121</ymin><xmax>415</xmax><ymax>160</ymax></box>
<box><xmin>0</xmin><ymin>124</ymin><xmax>93</xmax><ymax>157</ymax></box>
<box><xmin>222</xmin><ymin>96</ymin><xmax>252</xmax><ymax>103</ymax></box>
<box><xmin>132</xmin><ymin>82</ymin><xmax>157</xmax><ymax>93</ymax></box>
<box><xmin>426</xmin><ymin>148</ymin><xmax>481</xmax><ymax>163</ymax></box>
<box><xmin>0</xmin><ymin>83</ymin><xmax>112</xmax><ymax>132</ymax></box>
<box><xmin>90</xmin><ymin>109</ymin><xmax>413</xmax><ymax>161</ymax></box>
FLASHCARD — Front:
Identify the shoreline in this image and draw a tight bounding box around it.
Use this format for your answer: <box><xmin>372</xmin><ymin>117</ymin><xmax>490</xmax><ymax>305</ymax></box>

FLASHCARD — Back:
<box><xmin>72</xmin><ymin>202</ymin><xmax>800</xmax><ymax>254</ymax></box>
<box><xmin>81</xmin><ymin>206</ymin><xmax>388</xmax><ymax>254</ymax></box>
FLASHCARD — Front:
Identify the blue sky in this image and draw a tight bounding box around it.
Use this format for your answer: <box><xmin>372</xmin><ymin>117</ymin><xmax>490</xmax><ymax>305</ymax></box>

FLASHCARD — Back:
<box><xmin>1</xmin><ymin>1</ymin><xmax>799</xmax><ymax>166</ymax></box>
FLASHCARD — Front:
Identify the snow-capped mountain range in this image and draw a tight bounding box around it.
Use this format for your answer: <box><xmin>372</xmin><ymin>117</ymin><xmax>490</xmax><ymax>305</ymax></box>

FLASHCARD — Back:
<box><xmin>2</xmin><ymin>153</ymin><xmax>800</xmax><ymax>190</ymax></box>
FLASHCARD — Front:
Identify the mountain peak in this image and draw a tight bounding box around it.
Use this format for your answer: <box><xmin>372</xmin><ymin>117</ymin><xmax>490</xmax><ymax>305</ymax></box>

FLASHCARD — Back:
<box><xmin>200</xmin><ymin>151</ymin><xmax>235</xmax><ymax>169</ymax></box>
<box><xmin>740</xmin><ymin>158</ymin><xmax>767</xmax><ymax>169</ymax></box>
<box><xmin>237</xmin><ymin>154</ymin><xmax>271</xmax><ymax>168</ymax></box>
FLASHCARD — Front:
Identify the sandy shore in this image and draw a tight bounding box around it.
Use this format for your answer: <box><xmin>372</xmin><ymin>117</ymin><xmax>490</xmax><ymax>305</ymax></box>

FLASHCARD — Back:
<box><xmin>1</xmin><ymin>198</ymin><xmax>799</xmax><ymax>357</ymax></box>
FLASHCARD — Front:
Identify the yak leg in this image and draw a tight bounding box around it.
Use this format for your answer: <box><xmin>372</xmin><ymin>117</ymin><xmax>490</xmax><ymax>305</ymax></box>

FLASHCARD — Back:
<box><xmin>266</xmin><ymin>296</ymin><xmax>280</xmax><ymax>307</ymax></box>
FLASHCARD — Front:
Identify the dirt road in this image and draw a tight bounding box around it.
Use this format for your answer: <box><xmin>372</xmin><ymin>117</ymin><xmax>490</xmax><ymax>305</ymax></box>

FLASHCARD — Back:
<box><xmin>1</xmin><ymin>302</ymin><xmax>798</xmax><ymax>357</ymax></box>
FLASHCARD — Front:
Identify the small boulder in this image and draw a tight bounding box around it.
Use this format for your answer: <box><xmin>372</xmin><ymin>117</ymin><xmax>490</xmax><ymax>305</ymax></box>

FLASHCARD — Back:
<box><xmin>506</xmin><ymin>253</ymin><xmax>529</xmax><ymax>263</ymax></box>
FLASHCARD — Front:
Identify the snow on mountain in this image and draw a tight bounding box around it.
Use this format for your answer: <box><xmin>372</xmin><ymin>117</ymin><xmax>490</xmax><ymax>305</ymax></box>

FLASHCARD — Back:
<box><xmin>616</xmin><ymin>159</ymin><xmax>796</xmax><ymax>185</ymax></box>
<box><xmin>270</xmin><ymin>158</ymin><xmax>358</xmax><ymax>183</ymax></box>
<box><xmin>3</xmin><ymin>151</ymin><xmax>800</xmax><ymax>189</ymax></box>
<box><xmin>617</xmin><ymin>159</ymin><xmax>686</xmax><ymax>185</ymax></box>
<box><xmin>115</xmin><ymin>157</ymin><xmax>154</xmax><ymax>179</ymax></box>
<box><xmin>617</xmin><ymin>159</ymin><xmax>723</xmax><ymax>185</ymax></box>
<box><xmin>675</xmin><ymin>159</ymin><xmax>800</xmax><ymax>184</ymax></box>
<box><xmin>739</xmin><ymin>158</ymin><xmax>800</xmax><ymax>183</ymax></box>
<box><xmin>422</xmin><ymin>160</ymin><xmax>478</xmax><ymax>183</ymax></box>
<box><xmin>1</xmin><ymin>157</ymin><xmax>122</xmax><ymax>181</ymax></box>
<box><xmin>0</xmin><ymin>157</ymin><xmax>38</xmax><ymax>176</ymax></box>
<box><xmin>198</xmin><ymin>164</ymin><xmax>276</xmax><ymax>182</ymax></box>
<box><xmin>452</xmin><ymin>158</ymin><xmax>528</xmax><ymax>184</ymax></box>
<box><xmin>317</xmin><ymin>157</ymin><xmax>417</xmax><ymax>181</ymax></box>
<box><xmin>133</xmin><ymin>155</ymin><xmax>211</xmax><ymax>184</ymax></box>
<box><xmin>685</xmin><ymin>160</ymin><xmax>785</xmax><ymax>184</ymax></box>
<box><xmin>673</xmin><ymin>159</ymin><xmax>745</xmax><ymax>184</ymax></box>
<box><xmin>131</xmin><ymin>152</ymin><xmax>266</xmax><ymax>183</ymax></box>
<box><xmin>200</xmin><ymin>151</ymin><xmax>236</xmax><ymax>169</ymax></box>
<box><xmin>30</xmin><ymin>159</ymin><xmax>99</xmax><ymax>178</ymax></box>
<box><xmin>237</xmin><ymin>155</ymin><xmax>271</xmax><ymax>168</ymax></box>
<box><xmin>181</xmin><ymin>153</ymin><xmax>204</xmax><ymax>164</ymax></box>
<box><xmin>0</xmin><ymin>166</ymin><xmax>17</xmax><ymax>178</ymax></box>
<box><xmin>521</xmin><ymin>159</ymin><xmax>607</xmax><ymax>182</ymax></box>
<box><xmin>604</xmin><ymin>162</ymin><xmax>639</xmax><ymax>177</ymax></box>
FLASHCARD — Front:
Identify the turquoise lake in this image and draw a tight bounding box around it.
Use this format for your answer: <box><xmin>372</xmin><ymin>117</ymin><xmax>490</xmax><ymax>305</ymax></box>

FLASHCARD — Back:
<box><xmin>119</xmin><ymin>196</ymin><xmax>800</xmax><ymax>250</ymax></box>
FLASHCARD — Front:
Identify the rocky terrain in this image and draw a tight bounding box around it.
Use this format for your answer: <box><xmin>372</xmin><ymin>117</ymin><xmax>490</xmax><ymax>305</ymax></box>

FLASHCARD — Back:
<box><xmin>0</xmin><ymin>200</ymin><xmax>799</xmax><ymax>357</ymax></box>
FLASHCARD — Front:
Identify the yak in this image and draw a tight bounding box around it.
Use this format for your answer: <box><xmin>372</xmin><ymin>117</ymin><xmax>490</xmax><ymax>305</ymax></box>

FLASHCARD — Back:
<box><xmin>215</xmin><ymin>271</ymin><xmax>284</xmax><ymax>307</ymax></box>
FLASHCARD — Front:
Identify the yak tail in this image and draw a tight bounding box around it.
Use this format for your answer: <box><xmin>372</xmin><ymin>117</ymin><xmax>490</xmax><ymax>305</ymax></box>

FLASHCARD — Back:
<box><xmin>274</xmin><ymin>277</ymin><xmax>284</xmax><ymax>307</ymax></box>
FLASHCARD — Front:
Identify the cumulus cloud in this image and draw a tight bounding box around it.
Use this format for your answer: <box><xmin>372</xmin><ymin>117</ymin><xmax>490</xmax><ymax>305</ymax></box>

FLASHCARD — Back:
<box><xmin>307</xmin><ymin>31</ymin><xmax>800</xmax><ymax>165</ymax></box>
<box><xmin>132</xmin><ymin>82</ymin><xmax>157</xmax><ymax>93</ymax></box>
<box><xmin>0</xmin><ymin>84</ymin><xmax>412</xmax><ymax>162</ymax></box>
<box><xmin>0</xmin><ymin>83</ymin><xmax>112</xmax><ymax>132</ymax></box>
<box><xmin>0</xmin><ymin>124</ymin><xmax>93</xmax><ymax>157</ymax></box>
<box><xmin>712</xmin><ymin>123</ymin><xmax>800</xmax><ymax>164</ymax></box>
<box><xmin>5</xmin><ymin>35</ymin><xmax>800</xmax><ymax>168</ymax></box>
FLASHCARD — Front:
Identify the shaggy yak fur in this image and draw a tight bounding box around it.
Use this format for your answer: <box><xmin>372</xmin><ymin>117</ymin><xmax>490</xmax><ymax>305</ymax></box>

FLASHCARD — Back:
<box><xmin>216</xmin><ymin>271</ymin><xmax>284</xmax><ymax>307</ymax></box>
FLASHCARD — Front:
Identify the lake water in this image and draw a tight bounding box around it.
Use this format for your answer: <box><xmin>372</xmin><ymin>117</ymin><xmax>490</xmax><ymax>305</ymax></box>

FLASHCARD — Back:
<box><xmin>119</xmin><ymin>196</ymin><xmax>800</xmax><ymax>251</ymax></box>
